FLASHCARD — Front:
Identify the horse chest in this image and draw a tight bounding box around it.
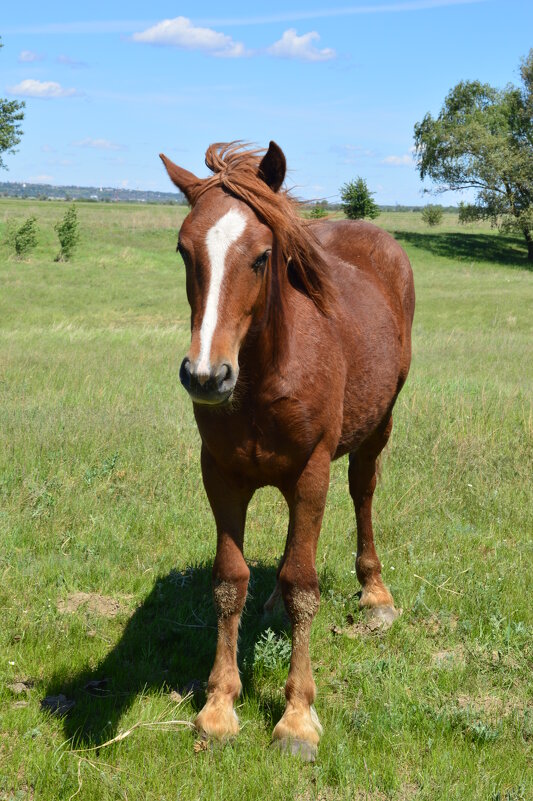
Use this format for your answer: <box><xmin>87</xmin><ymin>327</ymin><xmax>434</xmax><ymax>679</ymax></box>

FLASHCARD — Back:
<box><xmin>195</xmin><ymin>396</ymin><xmax>322</xmax><ymax>487</ymax></box>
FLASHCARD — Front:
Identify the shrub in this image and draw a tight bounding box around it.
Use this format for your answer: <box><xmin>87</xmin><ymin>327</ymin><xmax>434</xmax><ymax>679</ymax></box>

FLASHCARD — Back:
<box><xmin>309</xmin><ymin>205</ymin><xmax>328</xmax><ymax>219</ymax></box>
<box><xmin>3</xmin><ymin>215</ymin><xmax>38</xmax><ymax>258</ymax></box>
<box><xmin>340</xmin><ymin>177</ymin><xmax>380</xmax><ymax>220</ymax></box>
<box><xmin>252</xmin><ymin>628</ymin><xmax>292</xmax><ymax>673</ymax></box>
<box><xmin>54</xmin><ymin>204</ymin><xmax>80</xmax><ymax>261</ymax></box>
<box><xmin>421</xmin><ymin>204</ymin><xmax>444</xmax><ymax>227</ymax></box>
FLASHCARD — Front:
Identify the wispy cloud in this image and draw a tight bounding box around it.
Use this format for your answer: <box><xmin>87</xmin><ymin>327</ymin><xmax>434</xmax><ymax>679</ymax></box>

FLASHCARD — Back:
<box><xmin>332</xmin><ymin>144</ymin><xmax>375</xmax><ymax>163</ymax></box>
<box><xmin>382</xmin><ymin>152</ymin><xmax>415</xmax><ymax>166</ymax></box>
<box><xmin>3</xmin><ymin>1</ymin><xmax>485</xmax><ymax>36</ymax></box>
<box><xmin>267</xmin><ymin>29</ymin><xmax>335</xmax><ymax>62</ymax></box>
<box><xmin>18</xmin><ymin>50</ymin><xmax>44</xmax><ymax>62</ymax></box>
<box><xmin>8</xmin><ymin>79</ymin><xmax>80</xmax><ymax>99</ymax></box>
<box><xmin>27</xmin><ymin>174</ymin><xmax>54</xmax><ymax>183</ymax></box>
<box><xmin>132</xmin><ymin>16</ymin><xmax>248</xmax><ymax>58</ymax></box>
<box><xmin>73</xmin><ymin>138</ymin><xmax>125</xmax><ymax>151</ymax></box>
<box><xmin>57</xmin><ymin>54</ymin><xmax>88</xmax><ymax>68</ymax></box>
<box><xmin>200</xmin><ymin>0</ymin><xmax>486</xmax><ymax>25</ymax></box>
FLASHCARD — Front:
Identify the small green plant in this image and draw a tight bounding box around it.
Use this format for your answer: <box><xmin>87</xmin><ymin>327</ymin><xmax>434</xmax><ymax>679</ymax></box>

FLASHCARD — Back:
<box><xmin>340</xmin><ymin>177</ymin><xmax>380</xmax><ymax>220</ymax></box>
<box><xmin>253</xmin><ymin>628</ymin><xmax>292</xmax><ymax>673</ymax></box>
<box><xmin>421</xmin><ymin>204</ymin><xmax>444</xmax><ymax>226</ymax></box>
<box><xmin>3</xmin><ymin>215</ymin><xmax>38</xmax><ymax>258</ymax></box>
<box><xmin>309</xmin><ymin>205</ymin><xmax>328</xmax><ymax>219</ymax></box>
<box><xmin>54</xmin><ymin>204</ymin><xmax>80</xmax><ymax>261</ymax></box>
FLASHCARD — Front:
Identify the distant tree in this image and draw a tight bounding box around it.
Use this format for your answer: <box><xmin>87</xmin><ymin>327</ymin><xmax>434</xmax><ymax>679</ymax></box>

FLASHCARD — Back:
<box><xmin>3</xmin><ymin>216</ymin><xmax>38</xmax><ymax>258</ymax></box>
<box><xmin>54</xmin><ymin>204</ymin><xmax>80</xmax><ymax>261</ymax></box>
<box><xmin>340</xmin><ymin>177</ymin><xmax>380</xmax><ymax>220</ymax></box>
<box><xmin>414</xmin><ymin>49</ymin><xmax>533</xmax><ymax>261</ymax></box>
<box><xmin>0</xmin><ymin>39</ymin><xmax>25</xmax><ymax>169</ymax></box>
<box><xmin>421</xmin><ymin>204</ymin><xmax>444</xmax><ymax>226</ymax></box>
<box><xmin>309</xmin><ymin>205</ymin><xmax>328</xmax><ymax>219</ymax></box>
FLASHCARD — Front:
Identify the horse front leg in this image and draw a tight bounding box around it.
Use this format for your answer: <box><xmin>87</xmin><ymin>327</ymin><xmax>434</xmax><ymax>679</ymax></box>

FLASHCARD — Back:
<box><xmin>195</xmin><ymin>447</ymin><xmax>252</xmax><ymax>740</ymax></box>
<box><xmin>272</xmin><ymin>449</ymin><xmax>330</xmax><ymax>762</ymax></box>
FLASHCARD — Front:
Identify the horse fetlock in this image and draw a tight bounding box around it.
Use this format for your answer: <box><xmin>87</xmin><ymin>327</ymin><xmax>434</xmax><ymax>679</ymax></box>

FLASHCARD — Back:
<box><xmin>359</xmin><ymin>581</ymin><xmax>394</xmax><ymax>610</ymax></box>
<box><xmin>272</xmin><ymin>701</ymin><xmax>322</xmax><ymax>760</ymax></box>
<box><xmin>195</xmin><ymin>693</ymin><xmax>240</xmax><ymax>740</ymax></box>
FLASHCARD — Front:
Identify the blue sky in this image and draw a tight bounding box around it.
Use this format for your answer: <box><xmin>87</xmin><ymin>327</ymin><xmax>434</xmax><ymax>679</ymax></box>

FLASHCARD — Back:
<box><xmin>1</xmin><ymin>1</ymin><xmax>531</xmax><ymax>203</ymax></box>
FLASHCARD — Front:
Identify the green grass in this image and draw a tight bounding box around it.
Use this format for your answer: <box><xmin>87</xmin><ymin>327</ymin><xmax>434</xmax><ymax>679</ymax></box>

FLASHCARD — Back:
<box><xmin>0</xmin><ymin>200</ymin><xmax>531</xmax><ymax>801</ymax></box>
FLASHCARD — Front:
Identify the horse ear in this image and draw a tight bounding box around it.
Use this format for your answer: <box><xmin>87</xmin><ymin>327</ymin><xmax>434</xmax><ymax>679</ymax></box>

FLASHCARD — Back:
<box><xmin>159</xmin><ymin>153</ymin><xmax>199</xmax><ymax>203</ymax></box>
<box><xmin>258</xmin><ymin>141</ymin><xmax>286</xmax><ymax>193</ymax></box>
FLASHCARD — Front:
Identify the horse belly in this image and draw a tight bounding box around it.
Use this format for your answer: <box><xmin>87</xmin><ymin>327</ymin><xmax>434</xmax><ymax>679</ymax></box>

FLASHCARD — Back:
<box><xmin>335</xmin><ymin>302</ymin><xmax>403</xmax><ymax>458</ymax></box>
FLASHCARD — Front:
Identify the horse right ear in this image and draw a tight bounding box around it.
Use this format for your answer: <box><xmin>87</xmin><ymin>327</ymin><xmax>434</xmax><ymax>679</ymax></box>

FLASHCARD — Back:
<box><xmin>159</xmin><ymin>154</ymin><xmax>199</xmax><ymax>203</ymax></box>
<box><xmin>258</xmin><ymin>141</ymin><xmax>286</xmax><ymax>193</ymax></box>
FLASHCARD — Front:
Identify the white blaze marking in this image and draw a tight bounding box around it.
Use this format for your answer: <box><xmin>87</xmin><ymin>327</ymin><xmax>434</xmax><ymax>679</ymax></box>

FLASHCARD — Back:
<box><xmin>197</xmin><ymin>208</ymin><xmax>247</xmax><ymax>374</ymax></box>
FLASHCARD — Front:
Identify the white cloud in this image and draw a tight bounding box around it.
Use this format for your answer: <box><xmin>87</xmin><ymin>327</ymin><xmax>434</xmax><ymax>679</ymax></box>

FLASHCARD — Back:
<box><xmin>267</xmin><ymin>29</ymin><xmax>335</xmax><ymax>62</ymax></box>
<box><xmin>382</xmin><ymin>153</ymin><xmax>414</xmax><ymax>166</ymax></box>
<box><xmin>9</xmin><ymin>79</ymin><xmax>79</xmax><ymax>98</ymax></box>
<box><xmin>132</xmin><ymin>16</ymin><xmax>247</xmax><ymax>58</ymax></box>
<box><xmin>18</xmin><ymin>50</ymin><xmax>44</xmax><ymax>62</ymax></box>
<box><xmin>73</xmin><ymin>138</ymin><xmax>125</xmax><ymax>151</ymax></box>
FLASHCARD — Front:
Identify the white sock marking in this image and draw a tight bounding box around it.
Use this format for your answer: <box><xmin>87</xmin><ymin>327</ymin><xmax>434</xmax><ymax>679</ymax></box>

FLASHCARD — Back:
<box><xmin>197</xmin><ymin>208</ymin><xmax>247</xmax><ymax>374</ymax></box>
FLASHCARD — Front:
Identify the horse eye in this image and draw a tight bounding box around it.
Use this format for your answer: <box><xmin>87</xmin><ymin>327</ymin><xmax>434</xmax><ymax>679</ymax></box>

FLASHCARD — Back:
<box><xmin>252</xmin><ymin>249</ymin><xmax>271</xmax><ymax>271</ymax></box>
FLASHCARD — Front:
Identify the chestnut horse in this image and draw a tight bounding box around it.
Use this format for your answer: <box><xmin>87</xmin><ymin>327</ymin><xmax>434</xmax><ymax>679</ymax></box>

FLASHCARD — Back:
<box><xmin>160</xmin><ymin>142</ymin><xmax>415</xmax><ymax>761</ymax></box>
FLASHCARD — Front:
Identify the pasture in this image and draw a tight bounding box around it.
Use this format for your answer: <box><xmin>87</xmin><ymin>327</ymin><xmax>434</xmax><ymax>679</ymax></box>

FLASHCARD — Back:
<box><xmin>0</xmin><ymin>199</ymin><xmax>531</xmax><ymax>800</ymax></box>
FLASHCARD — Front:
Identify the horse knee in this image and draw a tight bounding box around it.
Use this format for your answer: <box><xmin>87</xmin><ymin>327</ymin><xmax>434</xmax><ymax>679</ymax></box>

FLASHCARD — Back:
<box><xmin>212</xmin><ymin>559</ymin><xmax>250</xmax><ymax>616</ymax></box>
<box><xmin>279</xmin><ymin>563</ymin><xmax>319</xmax><ymax>622</ymax></box>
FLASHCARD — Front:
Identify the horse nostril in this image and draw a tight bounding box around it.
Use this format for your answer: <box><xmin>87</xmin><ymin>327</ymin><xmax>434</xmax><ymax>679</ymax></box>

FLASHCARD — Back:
<box><xmin>216</xmin><ymin>363</ymin><xmax>231</xmax><ymax>383</ymax></box>
<box><xmin>179</xmin><ymin>357</ymin><xmax>192</xmax><ymax>389</ymax></box>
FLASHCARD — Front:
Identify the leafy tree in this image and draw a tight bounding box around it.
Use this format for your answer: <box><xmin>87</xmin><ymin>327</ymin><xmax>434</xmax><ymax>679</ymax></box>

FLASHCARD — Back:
<box><xmin>55</xmin><ymin>204</ymin><xmax>80</xmax><ymax>261</ymax></box>
<box><xmin>414</xmin><ymin>49</ymin><xmax>533</xmax><ymax>261</ymax></box>
<box><xmin>309</xmin><ymin>205</ymin><xmax>328</xmax><ymax>219</ymax></box>
<box><xmin>340</xmin><ymin>177</ymin><xmax>380</xmax><ymax>220</ymax></box>
<box><xmin>421</xmin><ymin>204</ymin><xmax>444</xmax><ymax>226</ymax></box>
<box><xmin>0</xmin><ymin>39</ymin><xmax>25</xmax><ymax>169</ymax></box>
<box><xmin>3</xmin><ymin>216</ymin><xmax>38</xmax><ymax>258</ymax></box>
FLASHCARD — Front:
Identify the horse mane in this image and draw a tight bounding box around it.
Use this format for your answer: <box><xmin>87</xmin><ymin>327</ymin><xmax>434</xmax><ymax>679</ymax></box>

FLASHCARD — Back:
<box><xmin>189</xmin><ymin>142</ymin><xmax>334</xmax><ymax>316</ymax></box>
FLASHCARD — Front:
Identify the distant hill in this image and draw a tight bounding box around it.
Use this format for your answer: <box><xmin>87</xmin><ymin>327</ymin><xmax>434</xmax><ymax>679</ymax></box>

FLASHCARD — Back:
<box><xmin>0</xmin><ymin>181</ymin><xmax>186</xmax><ymax>205</ymax></box>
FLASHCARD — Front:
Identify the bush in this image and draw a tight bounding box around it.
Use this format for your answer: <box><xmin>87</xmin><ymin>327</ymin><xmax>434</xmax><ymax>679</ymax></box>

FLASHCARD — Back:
<box><xmin>309</xmin><ymin>205</ymin><xmax>328</xmax><ymax>219</ymax></box>
<box><xmin>54</xmin><ymin>204</ymin><xmax>80</xmax><ymax>261</ymax></box>
<box><xmin>3</xmin><ymin>215</ymin><xmax>38</xmax><ymax>258</ymax></box>
<box><xmin>340</xmin><ymin>177</ymin><xmax>380</xmax><ymax>220</ymax></box>
<box><xmin>421</xmin><ymin>204</ymin><xmax>444</xmax><ymax>226</ymax></box>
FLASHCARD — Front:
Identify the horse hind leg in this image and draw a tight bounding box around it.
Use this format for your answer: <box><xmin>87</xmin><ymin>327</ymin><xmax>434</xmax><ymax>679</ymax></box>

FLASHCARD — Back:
<box><xmin>349</xmin><ymin>416</ymin><xmax>397</xmax><ymax>617</ymax></box>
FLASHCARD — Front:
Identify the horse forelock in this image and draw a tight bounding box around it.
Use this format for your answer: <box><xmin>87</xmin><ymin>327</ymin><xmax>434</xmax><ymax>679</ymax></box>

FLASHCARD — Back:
<box><xmin>189</xmin><ymin>142</ymin><xmax>334</xmax><ymax>316</ymax></box>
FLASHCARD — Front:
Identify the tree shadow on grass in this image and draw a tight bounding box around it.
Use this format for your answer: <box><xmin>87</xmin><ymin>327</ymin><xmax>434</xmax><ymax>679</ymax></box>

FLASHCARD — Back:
<box><xmin>46</xmin><ymin>562</ymin><xmax>282</xmax><ymax>747</ymax></box>
<box><xmin>392</xmin><ymin>229</ymin><xmax>531</xmax><ymax>269</ymax></box>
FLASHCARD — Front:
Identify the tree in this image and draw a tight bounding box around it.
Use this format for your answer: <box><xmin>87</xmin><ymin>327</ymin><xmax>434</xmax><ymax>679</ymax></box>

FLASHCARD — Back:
<box><xmin>414</xmin><ymin>49</ymin><xmax>533</xmax><ymax>261</ymax></box>
<box><xmin>0</xmin><ymin>39</ymin><xmax>25</xmax><ymax>169</ymax></box>
<box><xmin>3</xmin><ymin>216</ymin><xmax>38</xmax><ymax>259</ymax></box>
<box><xmin>421</xmin><ymin>204</ymin><xmax>444</xmax><ymax>226</ymax></box>
<box><xmin>309</xmin><ymin>205</ymin><xmax>328</xmax><ymax>219</ymax></box>
<box><xmin>340</xmin><ymin>177</ymin><xmax>380</xmax><ymax>220</ymax></box>
<box><xmin>55</xmin><ymin>205</ymin><xmax>80</xmax><ymax>261</ymax></box>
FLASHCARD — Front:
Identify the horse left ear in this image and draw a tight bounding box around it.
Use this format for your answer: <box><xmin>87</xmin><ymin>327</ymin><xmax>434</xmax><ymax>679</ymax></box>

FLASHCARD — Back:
<box><xmin>258</xmin><ymin>141</ymin><xmax>286</xmax><ymax>193</ymax></box>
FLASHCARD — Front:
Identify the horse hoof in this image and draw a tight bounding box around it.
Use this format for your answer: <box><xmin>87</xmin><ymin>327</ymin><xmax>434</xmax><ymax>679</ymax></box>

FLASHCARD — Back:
<box><xmin>272</xmin><ymin>737</ymin><xmax>318</xmax><ymax>762</ymax></box>
<box><xmin>364</xmin><ymin>605</ymin><xmax>400</xmax><ymax>630</ymax></box>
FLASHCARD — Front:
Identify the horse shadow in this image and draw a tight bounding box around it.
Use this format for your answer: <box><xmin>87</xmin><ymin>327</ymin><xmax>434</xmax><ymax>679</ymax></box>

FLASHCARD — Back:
<box><xmin>46</xmin><ymin>562</ymin><xmax>284</xmax><ymax>746</ymax></box>
<box><xmin>392</xmin><ymin>229</ymin><xmax>531</xmax><ymax>269</ymax></box>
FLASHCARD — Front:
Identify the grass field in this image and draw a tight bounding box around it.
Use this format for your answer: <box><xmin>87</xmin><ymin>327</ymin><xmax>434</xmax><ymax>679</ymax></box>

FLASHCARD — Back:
<box><xmin>0</xmin><ymin>199</ymin><xmax>532</xmax><ymax>801</ymax></box>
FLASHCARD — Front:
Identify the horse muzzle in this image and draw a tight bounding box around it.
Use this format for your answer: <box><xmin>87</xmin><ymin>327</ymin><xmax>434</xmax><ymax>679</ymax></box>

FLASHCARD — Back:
<box><xmin>179</xmin><ymin>357</ymin><xmax>237</xmax><ymax>405</ymax></box>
